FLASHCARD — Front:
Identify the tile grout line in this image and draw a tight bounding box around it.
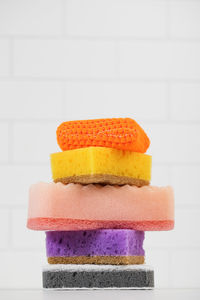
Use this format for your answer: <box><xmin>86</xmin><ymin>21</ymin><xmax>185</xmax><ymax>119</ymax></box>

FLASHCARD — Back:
<box><xmin>9</xmin><ymin>37</ymin><xmax>14</xmax><ymax>77</ymax></box>
<box><xmin>1</xmin><ymin>35</ymin><xmax>200</xmax><ymax>42</ymax></box>
<box><xmin>1</xmin><ymin>162</ymin><xmax>200</xmax><ymax>167</ymax></box>
<box><xmin>1</xmin><ymin>119</ymin><xmax>200</xmax><ymax>125</ymax></box>
<box><xmin>166</xmin><ymin>81</ymin><xmax>171</xmax><ymax>121</ymax></box>
<box><xmin>61</xmin><ymin>0</ymin><xmax>67</xmax><ymax>37</ymax></box>
<box><xmin>0</xmin><ymin>77</ymin><xmax>200</xmax><ymax>83</ymax></box>
<box><xmin>7</xmin><ymin>121</ymin><xmax>14</xmax><ymax>164</ymax></box>
<box><xmin>0</xmin><ymin>248</ymin><xmax>45</xmax><ymax>253</ymax></box>
<box><xmin>7</xmin><ymin>208</ymin><xmax>13</xmax><ymax>250</ymax></box>
<box><xmin>114</xmin><ymin>40</ymin><xmax>120</xmax><ymax>80</ymax></box>
<box><xmin>61</xmin><ymin>81</ymin><xmax>67</xmax><ymax>119</ymax></box>
<box><xmin>165</xmin><ymin>0</ymin><xmax>171</xmax><ymax>41</ymax></box>
<box><xmin>168</xmin><ymin>249</ymin><xmax>173</xmax><ymax>287</ymax></box>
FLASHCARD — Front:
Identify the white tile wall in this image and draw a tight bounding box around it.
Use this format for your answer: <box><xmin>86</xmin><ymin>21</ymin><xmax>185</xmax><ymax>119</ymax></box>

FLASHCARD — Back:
<box><xmin>0</xmin><ymin>81</ymin><xmax>64</xmax><ymax>119</ymax></box>
<box><xmin>169</xmin><ymin>0</ymin><xmax>200</xmax><ymax>39</ymax></box>
<box><xmin>170</xmin><ymin>166</ymin><xmax>200</xmax><ymax>206</ymax></box>
<box><xmin>0</xmin><ymin>39</ymin><xmax>10</xmax><ymax>76</ymax></box>
<box><xmin>65</xmin><ymin>82</ymin><xmax>168</xmax><ymax>120</ymax></box>
<box><xmin>65</xmin><ymin>0</ymin><xmax>167</xmax><ymax>38</ymax></box>
<box><xmin>12</xmin><ymin>208</ymin><xmax>45</xmax><ymax>249</ymax></box>
<box><xmin>0</xmin><ymin>122</ymin><xmax>10</xmax><ymax>162</ymax></box>
<box><xmin>119</xmin><ymin>41</ymin><xmax>200</xmax><ymax>79</ymax></box>
<box><xmin>0</xmin><ymin>209</ymin><xmax>9</xmax><ymax>249</ymax></box>
<box><xmin>14</xmin><ymin>39</ymin><xmax>117</xmax><ymax>78</ymax></box>
<box><xmin>145</xmin><ymin>209</ymin><xmax>200</xmax><ymax>248</ymax></box>
<box><xmin>0</xmin><ymin>165</ymin><xmax>51</xmax><ymax>205</ymax></box>
<box><xmin>0</xmin><ymin>0</ymin><xmax>63</xmax><ymax>36</ymax></box>
<box><xmin>0</xmin><ymin>252</ymin><xmax>45</xmax><ymax>288</ymax></box>
<box><xmin>145</xmin><ymin>249</ymin><xmax>170</xmax><ymax>288</ymax></box>
<box><xmin>13</xmin><ymin>122</ymin><xmax>60</xmax><ymax>163</ymax></box>
<box><xmin>171</xmin><ymin>249</ymin><xmax>200</xmax><ymax>288</ymax></box>
<box><xmin>170</xmin><ymin>83</ymin><xmax>200</xmax><ymax>121</ymax></box>
<box><xmin>146</xmin><ymin>124</ymin><xmax>200</xmax><ymax>163</ymax></box>
<box><xmin>0</xmin><ymin>0</ymin><xmax>200</xmax><ymax>289</ymax></box>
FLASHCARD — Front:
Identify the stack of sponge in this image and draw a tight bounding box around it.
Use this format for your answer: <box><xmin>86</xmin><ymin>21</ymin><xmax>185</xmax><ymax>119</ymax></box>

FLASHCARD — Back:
<box><xmin>27</xmin><ymin>118</ymin><xmax>174</xmax><ymax>289</ymax></box>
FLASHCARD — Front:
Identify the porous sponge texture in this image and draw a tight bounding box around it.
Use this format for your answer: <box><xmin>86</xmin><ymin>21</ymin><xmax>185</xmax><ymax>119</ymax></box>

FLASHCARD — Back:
<box><xmin>47</xmin><ymin>256</ymin><xmax>145</xmax><ymax>265</ymax></box>
<box><xmin>28</xmin><ymin>218</ymin><xmax>174</xmax><ymax>231</ymax></box>
<box><xmin>43</xmin><ymin>264</ymin><xmax>154</xmax><ymax>289</ymax></box>
<box><xmin>56</xmin><ymin>118</ymin><xmax>150</xmax><ymax>153</ymax></box>
<box><xmin>50</xmin><ymin>147</ymin><xmax>151</xmax><ymax>184</ymax></box>
<box><xmin>27</xmin><ymin>183</ymin><xmax>174</xmax><ymax>231</ymax></box>
<box><xmin>45</xmin><ymin>230</ymin><xmax>145</xmax><ymax>257</ymax></box>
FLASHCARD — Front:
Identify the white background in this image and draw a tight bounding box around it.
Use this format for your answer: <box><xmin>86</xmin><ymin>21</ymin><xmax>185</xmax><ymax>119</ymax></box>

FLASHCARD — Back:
<box><xmin>0</xmin><ymin>0</ymin><xmax>200</xmax><ymax>289</ymax></box>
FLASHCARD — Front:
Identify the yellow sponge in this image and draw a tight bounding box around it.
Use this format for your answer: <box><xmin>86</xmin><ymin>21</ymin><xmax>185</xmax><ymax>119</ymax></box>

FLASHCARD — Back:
<box><xmin>50</xmin><ymin>147</ymin><xmax>151</xmax><ymax>186</ymax></box>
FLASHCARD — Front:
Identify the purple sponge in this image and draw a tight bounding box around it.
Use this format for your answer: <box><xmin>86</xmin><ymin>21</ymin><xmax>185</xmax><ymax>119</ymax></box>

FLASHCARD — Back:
<box><xmin>46</xmin><ymin>229</ymin><xmax>145</xmax><ymax>257</ymax></box>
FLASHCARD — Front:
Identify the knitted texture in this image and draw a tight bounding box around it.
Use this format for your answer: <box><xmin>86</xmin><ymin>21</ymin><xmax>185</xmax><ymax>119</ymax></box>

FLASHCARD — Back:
<box><xmin>56</xmin><ymin>118</ymin><xmax>150</xmax><ymax>153</ymax></box>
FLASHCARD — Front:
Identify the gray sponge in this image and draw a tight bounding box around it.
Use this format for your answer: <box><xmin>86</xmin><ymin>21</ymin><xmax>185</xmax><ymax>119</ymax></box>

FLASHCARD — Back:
<box><xmin>43</xmin><ymin>264</ymin><xmax>154</xmax><ymax>289</ymax></box>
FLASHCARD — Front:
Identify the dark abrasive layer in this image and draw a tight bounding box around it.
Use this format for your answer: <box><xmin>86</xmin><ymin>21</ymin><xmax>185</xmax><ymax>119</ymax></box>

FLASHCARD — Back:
<box><xmin>43</xmin><ymin>265</ymin><xmax>154</xmax><ymax>289</ymax></box>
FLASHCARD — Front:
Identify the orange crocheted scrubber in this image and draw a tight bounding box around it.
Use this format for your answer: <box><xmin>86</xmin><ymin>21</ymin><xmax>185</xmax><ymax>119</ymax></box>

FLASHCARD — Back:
<box><xmin>56</xmin><ymin>118</ymin><xmax>150</xmax><ymax>153</ymax></box>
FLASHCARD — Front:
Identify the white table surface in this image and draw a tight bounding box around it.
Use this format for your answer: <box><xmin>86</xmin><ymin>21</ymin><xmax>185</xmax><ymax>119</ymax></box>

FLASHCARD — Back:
<box><xmin>1</xmin><ymin>289</ymin><xmax>200</xmax><ymax>300</ymax></box>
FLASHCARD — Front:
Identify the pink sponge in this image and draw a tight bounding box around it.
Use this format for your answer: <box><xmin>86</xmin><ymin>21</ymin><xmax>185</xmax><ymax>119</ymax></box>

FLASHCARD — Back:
<box><xmin>27</xmin><ymin>183</ymin><xmax>174</xmax><ymax>231</ymax></box>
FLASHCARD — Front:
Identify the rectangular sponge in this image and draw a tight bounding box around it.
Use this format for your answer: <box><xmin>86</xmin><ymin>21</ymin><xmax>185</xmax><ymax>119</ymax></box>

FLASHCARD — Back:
<box><xmin>27</xmin><ymin>183</ymin><xmax>174</xmax><ymax>231</ymax></box>
<box><xmin>43</xmin><ymin>264</ymin><xmax>154</xmax><ymax>289</ymax></box>
<box><xmin>46</xmin><ymin>230</ymin><xmax>144</xmax><ymax>265</ymax></box>
<box><xmin>50</xmin><ymin>147</ymin><xmax>151</xmax><ymax>186</ymax></box>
